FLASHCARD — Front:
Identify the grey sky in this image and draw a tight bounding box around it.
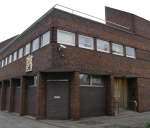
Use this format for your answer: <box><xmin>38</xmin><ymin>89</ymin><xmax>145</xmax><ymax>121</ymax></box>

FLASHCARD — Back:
<box><xmin>0</xmin><ymin>0</ymin><xmax>150</xmax><ymax>42</ymax></box>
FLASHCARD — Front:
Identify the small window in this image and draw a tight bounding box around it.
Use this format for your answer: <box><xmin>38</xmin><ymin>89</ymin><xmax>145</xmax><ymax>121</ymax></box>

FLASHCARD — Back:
<box><xmin>18</xmin><ymin>48</ymin><xmax>23</xmax><ymax>59</ymax></box>
<box><xmin>32</xmin><ymin>38</ymin><xmax>40</xmax><ymax>52</ymax></box>
<box><xmin>13</xmin><ymin>51</ymin><xmax>17</xmax><ymax>61</ymax></box>
<box><xmin>97</xmin><ymin>39</ymin><xmax>110</xmax><ymax>53</ymax></box>
<box><xmin>24</xmin><ymin>43</ymin><xmax>31</xmax><ymax>55</ymax></box>
<box><xmin>112</xmin><ymin>43</ymin><xmax>124</xmax><ymax>56</ymax></box>
<box><xmin>57</xmin><ymin>30</ymin><xmax>75</xmax><ymax>46</ymax></box>
<box><xmin>5</xmin><ymin>57</ymin><xmax>8</xmax><ymax>66</ymax></box>
<box><xmin>41</xmin><ymin>31</ymin><xmax>50</xmax><ymax>47</ymax></box>
<box><xmin>8</xmin><ymin>54</ymin><xmax>12</xmax><ymax>63</ymax></box>
<box><xmin>91</xmin><ymin>75</ymin><xmax>104</xmax><ymax>86</ymax></box>
<box><xmin>126</xmin><ymin>46</ymin><xmax>136</xmax><ymax>58</ymax></box>
<box><xmin>79</xmin><ymin>35</ymin><xmax>94</xmax><ymax>50</ymax></box>
<box><xmin>1</xmin><ymin>60</ymin><xmax>4</xmax><ymax>67</ymax></box>
<box><xmin>80</xmin><ymin>74</ymin><xmax>90</xmax><ymax>85</ymax></box>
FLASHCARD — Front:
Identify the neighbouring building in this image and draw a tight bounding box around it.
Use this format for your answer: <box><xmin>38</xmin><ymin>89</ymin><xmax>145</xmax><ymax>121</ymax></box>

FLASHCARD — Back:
<box><xmin>0</xmin><ymin>5</ymin><xmax>150</xmax><ymax>120</ymax></box>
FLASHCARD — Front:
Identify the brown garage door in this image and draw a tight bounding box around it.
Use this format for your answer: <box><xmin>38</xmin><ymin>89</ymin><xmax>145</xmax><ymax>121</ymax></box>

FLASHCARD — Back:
<box><xmin>27</xmin><ymin>86</ymin><xmax>36</xmax><ymax>116</ymax></box>
<box><xmin>47</xmin><ymin>80</ymin><xmax>69</xmax><ymax>119</ymax></box>
<box><xmin>80</xmin><ymin>86</ymin><xmax>106</xmax><ymax>117</ymax></box>
<box><xmin>14</xmin><ymin>87</ymin><xmax>20</xmax><ymax>113</ymax></box>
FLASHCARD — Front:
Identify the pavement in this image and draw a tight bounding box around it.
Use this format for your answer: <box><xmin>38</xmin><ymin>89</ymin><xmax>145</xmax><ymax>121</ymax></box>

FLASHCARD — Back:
<box><xmin>0</xmin><ymin>110</ymin><xmax>150</xmax><ymax>128</ymax></box>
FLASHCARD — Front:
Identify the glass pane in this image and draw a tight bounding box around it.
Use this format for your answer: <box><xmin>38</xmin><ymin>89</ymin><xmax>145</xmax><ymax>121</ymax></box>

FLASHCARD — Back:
<box><xmin>97</xmin><ymin>39</ymin><xmax>110</xmax><ymax>53</ymax></box>
<box><xmin>79</xmin><ymin>35</ymin><xmax>94</xmax><ymax>50</ymax></box>
<box><xmin>80</xmin><ymin>74</ymin><xmax>90</xmax><ymax>85</ymax></box>
<box><xmin>41</xmin><ymin>31</ymin><xmax>50</xmax><ymax>47</ymax></box>
<box><xmin>2</xmin><ymin>60</ymin><xmax>4</xmax><ymax>67</ymax></box>
<box><xmin>9</xmin><ymin>55</ymin><xmax>12</xmax><ymax>63</ymax></box>
<box><xmin>18</xmin><ymin>48</ymin><xmax>23</xmax><ymax>59</ymax></box>
<box><xmin>126</xmin><ymin>46</ymin><xmax>135</xmax><ymax>58</ymax></box>
<box><xmin>13</xmin><ymin>51</ymin><xmax>17</xmax><ymax>61</ymax></box>
<box><xmin>91</xmin><ymin>75</ymin><xmax>103</xmax><ymax>86</ymax></box>
<box><xmin>112</xmin><ymin>43</ymin><xmax>124</xmax><ymax>56</ymax></box>
<box><xmin>5</xmin><ymin>57</ymin><xmax>8</xmax><ymax>65</ymax></box>
<box><xmin>25</xmin><ymin>43</ymin><xmax>31</xmax><ymax>55</ymax></box>
<box><xmin>32</xmin><ymin>38</ymin><xmax>40</xmax><ymax>52</ymax></box>
<box><xmin>57</xmin><ymin>30</ymin><xmax>75</xmax><ymax>46</ymax></box>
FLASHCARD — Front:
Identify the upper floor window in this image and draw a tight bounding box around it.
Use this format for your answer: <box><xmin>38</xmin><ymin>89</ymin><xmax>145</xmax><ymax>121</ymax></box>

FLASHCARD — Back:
<box><xmin>24</xmin><ymin>43</ymin><xmax>31</xmax><ymax>55</ymax></box>
<box><xmin>57</xmin><ymin>30</ymin><xmax>75</xmax><ymax>46</ymax></box>
<box><xmin>13</xmin><ymin>51</ymin><xmax>17</xmax><ymax>61</ymax></box>
<box><xmin>97</xmin><ymin>39</ymin><xmax>110</xmax><ymax>53</ymax></box>
<box><xmin>79</xmin><ymin>35</ymin><xmax>94</xmax><ymax>50</ymax></box>
<box><xmin>18</xmin><ymin>48</ymin><xmax>23</xmax><ymax>59</ymax></box>
<box><xmin>8</xmin><ymin>54</ymin><xmax>12</xmax><ymax>63</ymax></box>
<box><xmin>32</xmin><ymin>38</ymin><xmax>40</xmax><ymax>52</ymax></box>
<box><xmin>1</xmin><ymin>60</ymin><xmax>4</xmax><ymax>67</ymax></box>
<box><xmin>41</xmin><ymin>31</ymin><xmax>50</xmax><ymax>47</ymax></box>
<box><xmin>126</xmin><ymin>46</ymin><xmax>136</xmax><ymax>58</ymax></box>
<box><xmin>112</xmin><ymin>43</ymin><xmax>124</xmax><ymax>56</ymax></box>
<box><xmin>5</xmin><ymin>57</ymin><xmax>8</xmax><ymax>66</ymax></box>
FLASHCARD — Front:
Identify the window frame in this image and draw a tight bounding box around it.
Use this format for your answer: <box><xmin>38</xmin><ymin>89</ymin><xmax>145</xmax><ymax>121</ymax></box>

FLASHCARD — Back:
<box><xmin>8</xmin><ymin>54</ymin><xmax>12</xmax><ymax>64</ymax></box>
<box><xmin>32</xmin><ymin>37</ymin><xmax>40</xmax><ymax>52</ymax></box>
<box><xmin>112</xmin><ymin>43</ymin><xmax>124</xmax><ymax>56</ymax></box>
<box><xmin>5</xmin><ymin>57</ymin><xmax>8</xmax><ymax>66</ymax></box>
<box><xmin>1</xmin><ymin>59</ymin><xmax>4</xmax><ymax>67</ymax></box>
<box><xmin>97</xmin><ymin>39</ymin><xmax>110</xmax><ymax>53</ymax></box>
<box><xmin>41</xmin><ymin>31</ymin><xmax>50</xmax><ymax>48</ymax></box>
<box><xmin>57</xmin><ymin>30</ymin><xmax>75</xmax><ymax>46</ymax></box>
<box><xmin>18</xmin><ymin>48</ymin><xmax>23</xmax><ymax>59</ymax></box>
<box><xmin>79</xmin><ymin>34</ymin><xmax>94</xmax><ymax>50</ymax></box>
<box><xmin>24</xmin><ymin>43</ymin><xmax>31</xmax><ymax>56</ymax></box>
<box><xmin>80</xmin><ymin>74</ymin><xmax>104</xmax><ymax>87</ymax></box>
<box><xmin>125</xmin><ymin>46</ymin><xmax>136</xmax><ymax>59</ymax></box>
<box><xmin>13</xmin><ymin>51</ymin><xmax>18</xmax><ymax>62</ymax></box>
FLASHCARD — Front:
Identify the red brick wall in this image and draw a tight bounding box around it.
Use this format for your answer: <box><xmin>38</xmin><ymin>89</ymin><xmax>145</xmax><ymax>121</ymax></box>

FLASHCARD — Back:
<box><xmin>137</xmin><ymin>78</ymin><xmax>150</xmax><ymax>112</ymax></box>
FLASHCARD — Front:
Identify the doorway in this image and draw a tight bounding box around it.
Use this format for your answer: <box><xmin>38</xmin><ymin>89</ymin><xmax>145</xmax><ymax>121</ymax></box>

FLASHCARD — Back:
<box><xmin>114</xmin><ymin>78</ymin><xmax>128</xmax><ymax>109</ymax></box>
<box><xmin>46</xmin><ymin>80</ymin><xmax>69</xmax><ymax>119</ymax></box>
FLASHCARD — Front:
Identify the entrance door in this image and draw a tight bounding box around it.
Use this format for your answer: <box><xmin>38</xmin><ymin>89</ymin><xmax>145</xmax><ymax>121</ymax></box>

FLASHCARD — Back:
<box><xmin>114</xmin><ymin>78</ymin><xmax>128</xmax><ymax>109</ymax></box>
<box><xmin>46</xmin><ymin>80</ymin><xmax>69</xmax><ymax>119</ymax></box>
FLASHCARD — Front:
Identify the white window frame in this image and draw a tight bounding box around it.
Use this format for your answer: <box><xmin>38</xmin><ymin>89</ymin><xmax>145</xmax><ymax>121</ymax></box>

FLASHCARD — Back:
<box><xmin>5</xmin><ymin>57</ymin><xmax>8</xmax><ymax>66</ymax></box>
<box><xmin>1</xmin><ymin>60</ymin><xmax>4</xmax><ymax>67</ymax></box>
<box><xmin>18</xmin><ymin>48</ymin><xmax>23</xmax><ymax>59</ymax></box>
<box><xmin>32</xmin><ymin>38</ymin><xmax>40</xmax><ymax>52</ymax></box>
<box><xmin>112</xmin><ymin>43</ymin><xmax>124</xmax><ymax>56</ymax></box>
<box><xmin>125</xmin><ymin>46</ymin><xmax>136</xmax><ymax>59</ymax></box>
<box><xmin>97</xmin><ymin>39</ymin><xmax>110</xmax><ymax>53</ymax></box>
<box><xmin>8</xmin><ymin>54</ymin><xmax>12</xmax><ymax>64</ymax></box>
<box><xmin>57</xmin><ymin>30</ymin><xmax>75</xmax><ymax>46</ymax></box>
<box><xmin>13</xmin><ymin>51</ymin><xmax>17</xmax><ymax>61</ymax></box>
<box><xmin>79</xmin><ymin>35</ymin><xmax>94</xmax><ymax>50</ymax></box>
<box><xmin>24</xmin><ymin>43</ymin><xmax>31</xmax><ymax>55</ymax></box>
<box><xmin>41</xmin><ymin>31</ymin><xmax>50</xmax><ymax>48</ymax></box>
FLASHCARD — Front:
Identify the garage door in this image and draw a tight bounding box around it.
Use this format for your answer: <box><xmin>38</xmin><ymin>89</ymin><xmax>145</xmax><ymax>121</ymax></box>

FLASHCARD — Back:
<box><xmin>80</xmin><ymin>74</ymin><xmax>106</xmax><ymax>117</ymax></box>
<box><xmin>80</xmin><ymin>86</ymin><xmax>106</xmax><ymax>117</ymax></box>
<box><xmin>47</xmin><ymin>80</ymin><xmax>69</xmax><ymax>119</ymax></box>
<box><xmin>14</xmin><ymin>87</ymin><xmax>20</xmax><ymax>113</ymax></box>
<box><xmin>27</xmin><ymin>86</ymin><xmax>36</xmax><ymax>116</ymax></box>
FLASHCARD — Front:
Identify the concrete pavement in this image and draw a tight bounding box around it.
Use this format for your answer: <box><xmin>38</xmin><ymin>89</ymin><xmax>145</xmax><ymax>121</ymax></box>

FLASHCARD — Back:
<box><xmin>0</xmin><ymin>110</ymin><xmax>150</xmax><ymax>128</ymax></box>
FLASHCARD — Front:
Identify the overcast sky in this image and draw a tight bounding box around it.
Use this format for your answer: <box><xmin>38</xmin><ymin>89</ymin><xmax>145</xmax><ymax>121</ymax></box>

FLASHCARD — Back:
<box><xmin>0</xmin><ymin>0</ymin><xmax>150</xmax><ymax>42</ymax></box>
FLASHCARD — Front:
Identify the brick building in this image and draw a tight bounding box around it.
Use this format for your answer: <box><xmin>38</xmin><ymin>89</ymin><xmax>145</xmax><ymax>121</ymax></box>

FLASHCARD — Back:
<box><xmin>0</xmin><ymin>5</ymin><xmax>150</xmax><ymax>120</ymax></box>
